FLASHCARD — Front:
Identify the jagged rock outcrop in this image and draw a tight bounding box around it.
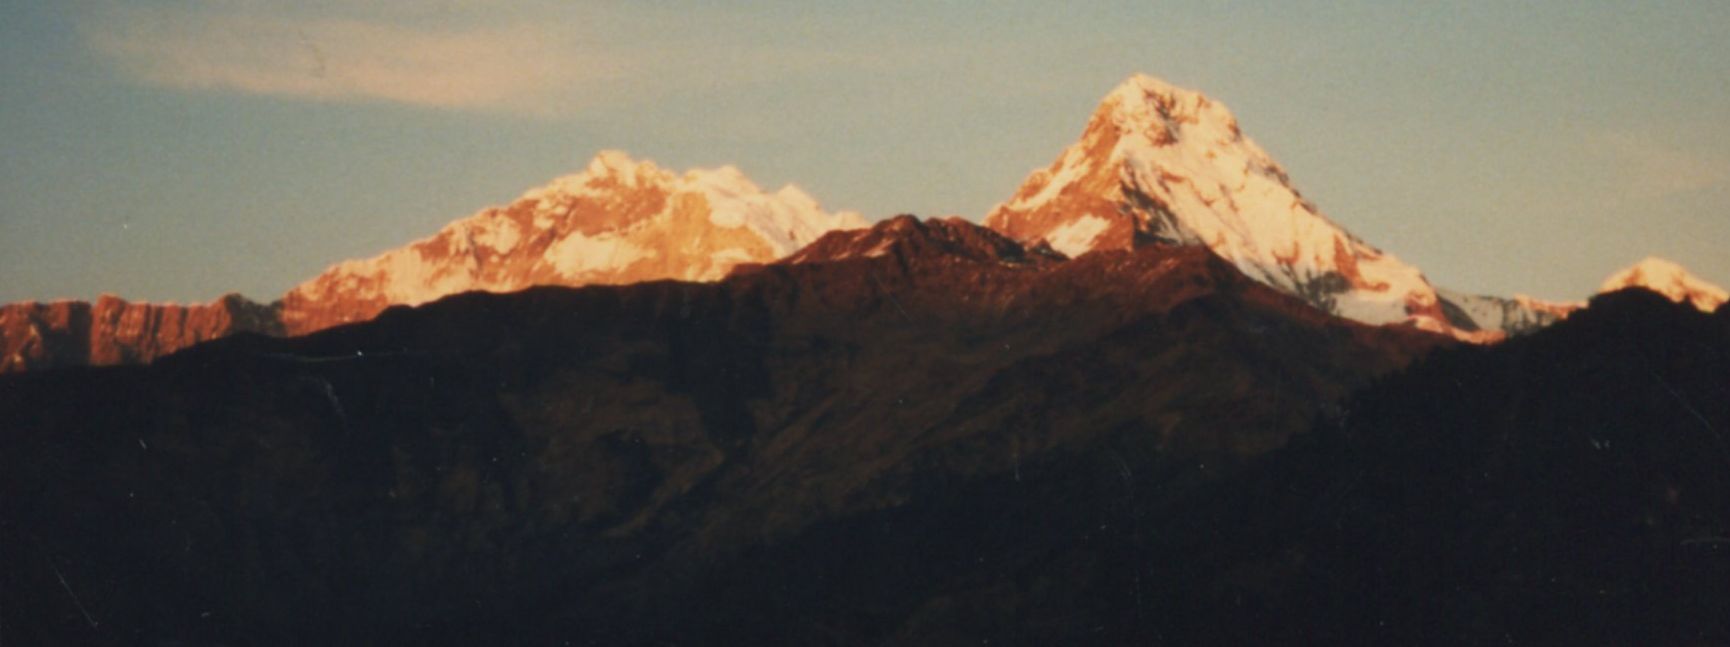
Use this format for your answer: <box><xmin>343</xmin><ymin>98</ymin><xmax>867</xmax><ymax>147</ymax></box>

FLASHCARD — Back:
<box><xmin>0</xmin><ymin>294</ymin><xmax>281</xmax><ymax>373</ymax></box>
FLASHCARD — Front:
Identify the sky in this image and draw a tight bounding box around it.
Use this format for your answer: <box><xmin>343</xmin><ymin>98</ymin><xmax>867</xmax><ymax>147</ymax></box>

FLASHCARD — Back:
<box><xmin>2</xmin><ymin>0</ymin><xmax>1727</xmax><ymax>304</ymax></box>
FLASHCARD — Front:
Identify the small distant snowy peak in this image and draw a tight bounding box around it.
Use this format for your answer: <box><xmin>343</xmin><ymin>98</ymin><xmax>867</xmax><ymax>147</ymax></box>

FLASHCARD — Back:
<box><xmin>1512</xmin><ymin>294</ymin><xmax>1585</xmax><ymax>323</ymax></box>
<box><xmin>279</xmin><ymin>150</ymin><xmax>864</xmax><ymax>334</ymax></box>
<box><xmin>1600</xmin><ymin>257</ymin><xmax>1728</xmax><ymax>312</ymax></box>
<box><xmin>1437</xmin><ymin>289</ymin><xmax>1580</xmax><ymax>338</ymax></box>
<box><xmin>986</xmin><ymin>74</ymin><xmax>1459</xmax><ymax>335</ymax></box>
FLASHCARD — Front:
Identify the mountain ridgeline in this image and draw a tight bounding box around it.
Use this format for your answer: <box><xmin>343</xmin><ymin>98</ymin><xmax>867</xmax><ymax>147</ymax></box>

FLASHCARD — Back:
<box><xmin>4</xmin><ymin>74</ymin><xmax>1729</xmax><ymax>644</ymax></box>
<box><xmin>4</xmin><ymin>216</ymin><xmax>1727</xmax><ymax>643</ymax></box>
<box><xmin>3</xmin><ymin>215</ymin><xmax>1446</xmax><ymax>643</ymax></box>
<box><xmin>2</xmin><ymin>152</ymin><xmax>865</xmax><ymax>372</ymax></box>
<box><xmin>6</xmin><ymin>75</ymin><xmax>1723</xmax><ymax>373</ymax></box>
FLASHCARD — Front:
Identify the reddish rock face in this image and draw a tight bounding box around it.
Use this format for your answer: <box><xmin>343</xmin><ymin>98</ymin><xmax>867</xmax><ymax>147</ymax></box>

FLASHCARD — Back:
<box><xmin>0</xmin><ymin>295</ymin><xmax>282</xmax><ymax>373</ymax></box>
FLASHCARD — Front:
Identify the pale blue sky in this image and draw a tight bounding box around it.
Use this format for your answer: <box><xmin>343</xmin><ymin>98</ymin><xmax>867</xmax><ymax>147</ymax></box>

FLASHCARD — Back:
<box><xmin>2</xmin><ymin>1</ymin><xmax>1727</xmax><ymax>303</ymax></box>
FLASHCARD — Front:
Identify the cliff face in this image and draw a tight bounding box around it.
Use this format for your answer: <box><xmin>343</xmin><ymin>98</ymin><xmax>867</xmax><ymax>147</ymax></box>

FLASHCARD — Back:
<box><xmin>0</xmin><ymin>294</ymin><xmax>282</xmax><ymax>373</ymax></box>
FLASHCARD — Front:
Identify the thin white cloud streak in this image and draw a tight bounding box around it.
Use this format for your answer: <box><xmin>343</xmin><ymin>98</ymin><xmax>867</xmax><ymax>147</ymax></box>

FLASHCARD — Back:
<box><xmin>84</xmin><ymin>4</ymin><xmax>616</xmax><ymax>115</ymax></box>
<box><xmin>80</xmin><ymin>2</ymin><xmax>985</xmax><ymax>118</ymax></box>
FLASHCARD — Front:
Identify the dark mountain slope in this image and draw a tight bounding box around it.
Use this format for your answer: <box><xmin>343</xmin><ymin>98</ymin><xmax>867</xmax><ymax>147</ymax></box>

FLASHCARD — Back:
<box><xmin>0</xmin><ymin>216</ymin><xmax>1441</xmax><ymax>644</ymax></box>
<box><xmin>1148</xmin><ymin>289</ymin><xmax>1730</xmax><ymax>645</ymax></box>
<box><xmin>654</xmin><ymin>289</ymin><xmax>1730</xmax><ymax>646</ymax></box>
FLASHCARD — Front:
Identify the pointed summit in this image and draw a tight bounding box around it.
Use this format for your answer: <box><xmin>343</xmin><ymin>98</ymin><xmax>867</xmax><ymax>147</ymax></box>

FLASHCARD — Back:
<box><xmin>1600</xmin><ymin>257</ymin><xmax>1727</xmax><ymax>312</ymax></box>
<box><xmin>986</xmin><ymin>74</ymin><xmax>1466</xmax><ymax>336</ymax></box>
<box><xmin>1096</xmin><ymin>74</ymin><xmax>1244</xmax><ymax>144</ymax></box>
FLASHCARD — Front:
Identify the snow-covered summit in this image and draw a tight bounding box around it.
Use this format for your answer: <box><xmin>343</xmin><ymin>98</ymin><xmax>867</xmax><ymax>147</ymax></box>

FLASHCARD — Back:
<box><xmin>986</xmin><ymin>74</ymin><xmax>1470</xmax><ymax>336</ymax></box>
<box><xmin>1600</xmin><ymin>257</ymin><xmax>1727</xmax><ymax>312</ymax></box>
<box><xmin>1099</xmin><ymin>74</ymin><xmax>1247</xmax><ymax>149</ymax></box>
<box><xmin>1436</xmin><ymin>289</ymin><xmax>1579</xmax><ymax>337</ymax></box>
<box><xmin>279</xmin><ymin>151</ymin><xmax>865</xmax><ymax>334</ymax></box>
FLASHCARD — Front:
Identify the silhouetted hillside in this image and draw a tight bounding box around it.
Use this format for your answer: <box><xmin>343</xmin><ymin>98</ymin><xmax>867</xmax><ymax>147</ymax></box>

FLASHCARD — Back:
<box><xmin>0</xmin><ymin>218</ymin><xmax>1438</xmax><ymax>644</ymax></box>
<box><xmin>1148</xmin><ymin>289</ymin><xmax>1730</xmax><ymax>645</ymax></box>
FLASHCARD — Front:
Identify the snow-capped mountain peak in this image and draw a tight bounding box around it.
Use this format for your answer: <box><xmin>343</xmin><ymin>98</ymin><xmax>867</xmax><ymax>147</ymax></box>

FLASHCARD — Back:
<box><xmin>278</xmin><ymin>150</ymin><xmax>864</xmax><ymax>334</ymax></box>
<box><xmin>1100</xmin><ymin>74</ymin><xmax>1245</xmax><ymax>149</ymax></box>
<box><xmin>1600</xmin><ymin>257</ymin><xmax>1727</xmax><ymax>312</ymax></box>
<box><xmin>986</xmin><ymin>74</ymin><xmax>1466</xmax><ymax>336</ymax></box>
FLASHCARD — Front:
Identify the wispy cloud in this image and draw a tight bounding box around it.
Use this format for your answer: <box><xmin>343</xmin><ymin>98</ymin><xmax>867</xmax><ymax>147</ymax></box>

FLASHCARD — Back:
<box><xmin>84</xmin><ymin>3</ymin><xmax>615</xmax><ymax>115</ymax></box>
<box><xmin>79</xmin><ymin>2</ymin><xmax>977</xmax><ymax>119</ymax></box>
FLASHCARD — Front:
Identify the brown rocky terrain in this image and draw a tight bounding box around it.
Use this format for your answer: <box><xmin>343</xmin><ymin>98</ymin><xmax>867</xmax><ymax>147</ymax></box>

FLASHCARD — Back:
<box><xmin>8</xmin><ymin>215</ymin><xmax>1723</xmax><ymax>644</ymax></box>
<box><xmin>0</xmin><ymin>216</ymin><xmax>1446</xmax><ymax>643</ymax></box>
<box><xmin>0</xmin><ymin>294</ymin><xmax>282</xmax><ymax>373</ymax></box>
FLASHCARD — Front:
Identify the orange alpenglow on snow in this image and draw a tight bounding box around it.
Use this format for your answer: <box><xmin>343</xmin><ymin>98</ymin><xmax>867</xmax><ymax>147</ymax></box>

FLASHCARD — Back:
<box><xmin>8</xmin><ymin>76</ymin><xmax>1712</xmax><ymax>372</ymax></box>
<box><xmin>279</xmin><ymin>151</ymin><xmax>866</xmax><ymax>334</ymax></box>
<box><xmin>984</xmin><ymin>74</ymin><xmax>1484</xmax><ymax>338</ymax></box>
<box><xmin>1599</xmin><ymin>257</ymin><xmax>1728</xmax><ymax>312</ymax></box>
<box><xmin>0</xmin><ymin>152</ymin><xmax>865</xmax><ymax>371</ymax></box>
